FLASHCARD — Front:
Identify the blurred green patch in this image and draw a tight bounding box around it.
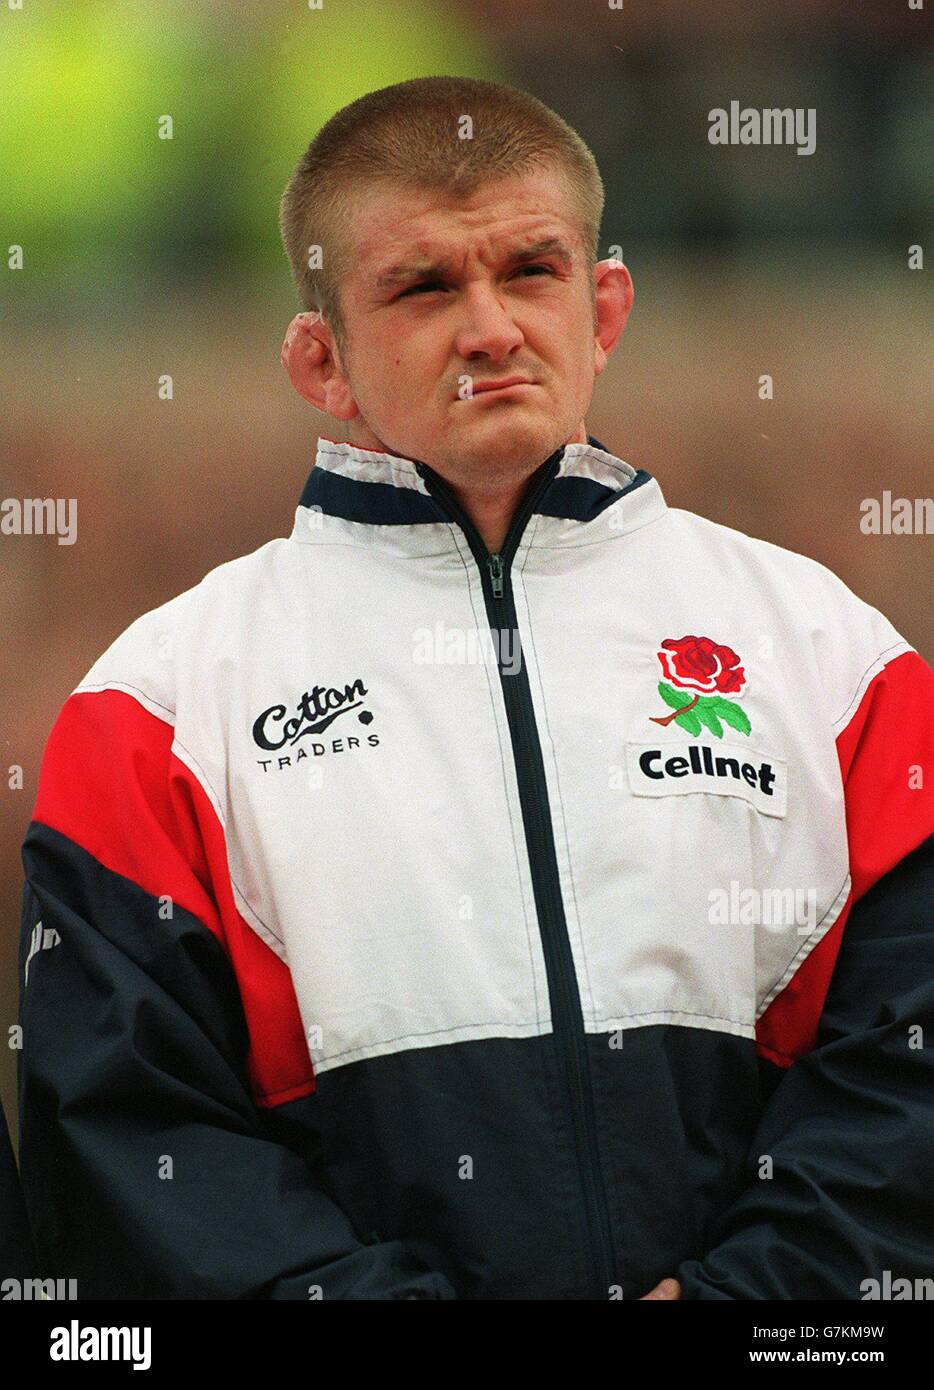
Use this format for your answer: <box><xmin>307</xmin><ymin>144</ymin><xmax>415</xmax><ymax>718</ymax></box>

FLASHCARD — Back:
<box><xmin>0</xmin><ymin>0</ymin><xmax>498</xmax><ymax>286</ymax></box>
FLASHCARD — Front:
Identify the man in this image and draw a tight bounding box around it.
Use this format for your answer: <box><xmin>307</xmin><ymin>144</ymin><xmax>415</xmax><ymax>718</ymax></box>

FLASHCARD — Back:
<box><xmin>17</xmin><ymin>75</ymin><xmax>933</xmax><ymax>1300</ymax></box>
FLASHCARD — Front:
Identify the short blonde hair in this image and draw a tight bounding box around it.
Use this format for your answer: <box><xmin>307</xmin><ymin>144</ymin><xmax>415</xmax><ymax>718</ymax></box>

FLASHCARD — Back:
<box><xmin>278</xmin><ymin>75</ymin><xmax>605</xmax><ymax>354</ymax></box>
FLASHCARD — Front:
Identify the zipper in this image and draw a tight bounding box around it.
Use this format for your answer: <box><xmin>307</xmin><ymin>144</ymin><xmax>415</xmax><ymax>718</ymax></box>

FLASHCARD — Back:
<box><xmin>488</xmin><ymin>552</ymin><xmax>504</xmax><ymax>599</ymax></box>
<box><xmin>416</xmin><ymin>449</ymin><xmax>618</xmax><ymax>1300</ymax></box>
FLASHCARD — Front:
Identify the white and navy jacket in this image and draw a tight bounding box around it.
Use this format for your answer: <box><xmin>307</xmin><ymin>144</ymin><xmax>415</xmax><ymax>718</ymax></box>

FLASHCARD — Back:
<box><xmin>17</xmin><ymin>435</ymin><xmax>934</xmax><ymax>1299</ymax></box>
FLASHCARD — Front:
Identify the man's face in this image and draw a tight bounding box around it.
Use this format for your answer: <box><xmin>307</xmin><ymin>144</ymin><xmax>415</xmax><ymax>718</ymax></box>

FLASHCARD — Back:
<box><xmin>325</xmin><ymin>165</ymin><xmax>616</xmax><ymax>478</ymax></box>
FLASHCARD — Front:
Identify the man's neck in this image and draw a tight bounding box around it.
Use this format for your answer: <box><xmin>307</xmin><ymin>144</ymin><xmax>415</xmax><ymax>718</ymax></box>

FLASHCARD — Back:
<box><xmin>441</xmin><ymin>422</ymin><xmax>588</xmax><ymax>553</ymax></box>
<box><xmin>344</xmin><ymin>419</ymin><xmax>589</xmax><ymax>554</ymax></box>
<box><xmin>441</xmin><ymin>475</ymin><xmax>539</xmax><ymax>556</ymax></box>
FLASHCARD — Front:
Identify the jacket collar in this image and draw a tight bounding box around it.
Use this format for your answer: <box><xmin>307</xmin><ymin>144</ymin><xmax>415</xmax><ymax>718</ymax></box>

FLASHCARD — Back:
<box><xmin>290</xmin><ymin>434</ymin><xmax>667</xmax><ymax>554</ymax></box>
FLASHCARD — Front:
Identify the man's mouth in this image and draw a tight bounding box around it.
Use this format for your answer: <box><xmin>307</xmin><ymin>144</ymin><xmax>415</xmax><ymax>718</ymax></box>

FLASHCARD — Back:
<box><xmin>470</xmin><ymin>376</ymin><xmax>535</xmax><ymax>395</ymax></box>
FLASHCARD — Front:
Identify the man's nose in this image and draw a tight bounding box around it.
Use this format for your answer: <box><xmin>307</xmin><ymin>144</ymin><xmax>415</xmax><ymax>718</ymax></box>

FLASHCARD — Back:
<box><xmin>454</xmin><ymin>282</ymin><xmax>525</xmax><ymax>361</ymax></box>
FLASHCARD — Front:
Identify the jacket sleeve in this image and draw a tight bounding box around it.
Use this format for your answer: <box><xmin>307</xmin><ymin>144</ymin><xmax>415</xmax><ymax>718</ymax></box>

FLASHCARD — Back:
<box><xmin>1</xmin><ymin>1095</ymin><xmax>36</xmax><ymax>1282</ymax></box>
<box><xmin>677</xmin><ymin>646</ymin><xmax>934</xmax><ymax>1299</ymax></box>
<box><xmin>18</xmin><ymin>686</ymin><xmax>456</xmax><ymax>1300</ymax></box>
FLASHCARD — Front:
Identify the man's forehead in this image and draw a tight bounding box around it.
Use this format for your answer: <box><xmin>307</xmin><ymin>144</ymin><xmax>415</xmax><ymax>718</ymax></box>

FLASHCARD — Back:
<box><xmin>346</xmin><ymin>173</ymin><xmax>583</xmax><ymax>283</ymax></box>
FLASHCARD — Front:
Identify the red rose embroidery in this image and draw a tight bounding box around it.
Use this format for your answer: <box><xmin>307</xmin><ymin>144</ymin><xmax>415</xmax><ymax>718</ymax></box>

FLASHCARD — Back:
<box><xmin>657</xmin><ymin>635</ymin><xmax>746</xmax><ymax>696</ymax></box>
<box><xmin>649</xmin><ymin>635</ymin><xmax>752</xmax><ymax>737</ymax></box>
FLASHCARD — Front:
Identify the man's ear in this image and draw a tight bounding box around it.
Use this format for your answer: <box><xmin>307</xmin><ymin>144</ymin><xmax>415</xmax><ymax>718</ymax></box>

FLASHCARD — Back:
<box><xmin>591</xmin><ymin>259</ymin><xmax>634</xmax><ymax>378</ymax></box>
<box><xmin>280</xmin><ymin>311</ymin><xmax>358</xmax><ymax>421</ymax></box>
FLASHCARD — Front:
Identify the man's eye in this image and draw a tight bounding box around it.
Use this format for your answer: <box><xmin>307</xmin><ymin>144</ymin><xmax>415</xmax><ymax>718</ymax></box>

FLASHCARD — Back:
<box><xmin>396</xmin><ymin>265</ymin><xmax>552</xmax><ymax>299</ymax></box>
<box><xmin>398</xmin><ymin>280</ymin><xmax>444</xmax><ymax>298</ymax></box>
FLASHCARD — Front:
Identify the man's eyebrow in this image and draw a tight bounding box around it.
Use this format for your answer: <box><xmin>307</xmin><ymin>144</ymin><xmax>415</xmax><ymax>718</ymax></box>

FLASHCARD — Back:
<box><xmin>509</xmin><ymin>237</ymin><xmax>575</xmax><ymax>265</ymax></box>
<box><xmin>373</xmin><ymin>237</ymin><xmax>575</xmax><ymax>290</ymax></box>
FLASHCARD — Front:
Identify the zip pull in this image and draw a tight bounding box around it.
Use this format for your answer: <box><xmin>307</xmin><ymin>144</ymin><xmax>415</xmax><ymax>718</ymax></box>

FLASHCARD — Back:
<box><xmin>488</xmin><ymin>552</ymin><xmax>505</xmax><ymax>599</ymax></box>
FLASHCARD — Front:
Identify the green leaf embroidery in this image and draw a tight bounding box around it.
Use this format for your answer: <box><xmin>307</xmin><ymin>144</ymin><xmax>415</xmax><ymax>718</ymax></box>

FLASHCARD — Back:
<box><xmin>655</xmin><ymin>682</ymin><xmax>750</xmax><ymax>738</ymax></box>
<box><xmin>695</xmin><ymin>701</ymin><xmax>725</xmax><ymax>738</ymax></box>
<box><xmin>710</xmin><ymin>697</ymin><xmax>751</xmax><ymax>735</ymax></box>
<box><xmin>674</xmin><ymin>707</ymin><xmax>703</xmax><ymax>736</ymax></box>
<box><xmin>658</xmin><ymin>682</ymin><xmax>695</xmax><ymax>711</ymax></box>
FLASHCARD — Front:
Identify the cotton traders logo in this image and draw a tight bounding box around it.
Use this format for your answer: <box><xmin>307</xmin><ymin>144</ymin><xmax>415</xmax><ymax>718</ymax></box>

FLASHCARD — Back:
<box><xmin>252</xmin><ymin>677</ymin><xmax>379</xmax><ymax>771</ymax></box>
<box><xmin>648</xmin><ymin>635</ymin><xmax>751</xmax><ymax>738</ymax></box>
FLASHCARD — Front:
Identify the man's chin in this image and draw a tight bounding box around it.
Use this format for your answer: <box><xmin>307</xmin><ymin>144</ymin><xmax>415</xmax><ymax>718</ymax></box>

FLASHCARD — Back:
<box><xmin>444</xmin><ymin>408</ymin><xmax>568</xmax><ymax>471</ymax></box>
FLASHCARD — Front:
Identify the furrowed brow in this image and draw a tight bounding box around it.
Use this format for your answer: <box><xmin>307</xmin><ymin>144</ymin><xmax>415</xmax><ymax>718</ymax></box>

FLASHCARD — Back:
<box><xmin>374</xmin><ymin>237</ymin><xmax>574</xmax><ymax>291</ymax></box>
<box><xmin>375</xmin><ymin>259</ymin><xmax>452</xmax><ymax>290</ymax></box>
<box><xmin>509</xmin><ymin>237</ymin><xmax>574</xmax><ymax>266</ymax></box>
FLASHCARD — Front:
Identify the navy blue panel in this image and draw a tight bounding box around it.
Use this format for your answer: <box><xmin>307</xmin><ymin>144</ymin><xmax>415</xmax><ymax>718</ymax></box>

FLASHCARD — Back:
<box><xmin>266</xmin><ymin>1024</ymin><xmax>762</xmax><ymax>1300</ymax></box>
<box><xmin>268</xmin><ymin>1034</ymin><xmax>589</xmax><ymax>1299</ymax></box>
<box><xmin>0</xmin><ymin>1095</ymin><xmax>35</xmax><ymax>1281</ymax></box>
<box><xmin>298</xmin><ymin>466</ymin><xmax>446</xmax><ymax>526</ymax></box>
<box><xmin>535</xmin><ymin>468</ymin><xmax>653</xmax><ymax>522</ymax></box>
<box><xmin>296</xmin><ymin>435</ymin><xmax>636</xmax><ymax>528</ymax></box>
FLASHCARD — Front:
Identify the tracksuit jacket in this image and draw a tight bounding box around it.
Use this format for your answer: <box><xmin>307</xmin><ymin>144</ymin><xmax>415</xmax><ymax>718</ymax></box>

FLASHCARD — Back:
<box><xmin>1</xmin><ymin>1097</ymin><xmax>35</xmax><ymax>1283</ymax></box>
<box><xmin>17</xmin><ymin>434</ymin><xmax>934</xmax><ymax>1299</ymax></box>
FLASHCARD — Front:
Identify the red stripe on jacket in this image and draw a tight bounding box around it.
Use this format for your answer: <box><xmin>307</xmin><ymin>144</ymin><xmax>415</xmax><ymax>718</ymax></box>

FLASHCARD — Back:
<box><xmin>756</xmin><ymin>649</ymin><xmax>934</xmax><ymax>1067</ymax></box>
<box><xmin>31</xmin><ymin>688</ymin><xmax>315</xmax><ymax>1108</ymax></box>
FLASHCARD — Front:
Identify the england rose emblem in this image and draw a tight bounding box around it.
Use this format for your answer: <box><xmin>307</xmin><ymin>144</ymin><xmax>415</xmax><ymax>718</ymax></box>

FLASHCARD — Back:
<box><xmin>649</xmin><ymin>635</ymin><xmax>751</xmax><ymax>737</ymax></box>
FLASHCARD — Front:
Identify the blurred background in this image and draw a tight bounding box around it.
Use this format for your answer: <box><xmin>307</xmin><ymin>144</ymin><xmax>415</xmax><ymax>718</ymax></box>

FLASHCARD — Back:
<box><xmin>1</xmin><ymin>0</ymin><xmax>931</xmax><ymax>1135</ymax></box>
